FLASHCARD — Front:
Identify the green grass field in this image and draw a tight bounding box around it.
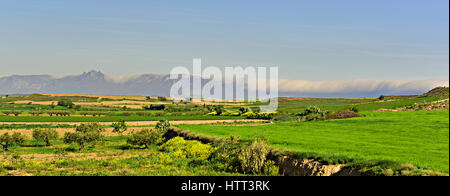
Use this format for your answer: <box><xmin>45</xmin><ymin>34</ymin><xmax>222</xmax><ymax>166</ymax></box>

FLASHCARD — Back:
<box><xmin>179</xmin><ymin>110</ymin><xmax>450</xmax><ymax>172</ymax></box>
<box><xmin>272</xmin><ymin>96</ymin><xmax>444</xmax><ymax>113</ymax></box>
<box><xmin>354</xmin><ymin>96</ymin><xmax>444</xmax><ymax>112</ymax></box>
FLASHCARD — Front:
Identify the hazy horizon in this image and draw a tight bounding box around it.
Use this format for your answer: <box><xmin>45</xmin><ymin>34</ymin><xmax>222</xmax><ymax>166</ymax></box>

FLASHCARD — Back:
<box><xmin>0</xmin><ymin>70</ymin><xmax>448</xmax><ymax>98</ymax></box>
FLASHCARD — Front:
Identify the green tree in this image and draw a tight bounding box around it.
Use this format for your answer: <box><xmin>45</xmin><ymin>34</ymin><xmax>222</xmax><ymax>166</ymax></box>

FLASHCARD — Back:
<box><xmin>127</xmin><ymin>129</ymin><xmax>164</xmax><ymax>149</ymax></box>
<box><xmin>63</xmin><ymin>123</ymin><xmax>105</xmax><ymax>151</ymax></box>
<box><xmin>32</xmin><ymin>128</ymin><xmax>59</xmax><ymax>146</ymax></box>
<box><xmin>378</xmin><ymin>95</ymin><xmax>386</xmax><ymax>100</ymax></box>
<box><xmin>0</xmin><ymin>132</ymin><xmax>26</xmax><ymax>152</ymax></box>
<box><xmin>112</xmin><ymin>120</ymin><xmax>128</xmax><ymax>135</ymax></box>
<box><xmin>11</xmin><ymin>111</ymin><xmax>22</xmax><ymax>116</ymax></box>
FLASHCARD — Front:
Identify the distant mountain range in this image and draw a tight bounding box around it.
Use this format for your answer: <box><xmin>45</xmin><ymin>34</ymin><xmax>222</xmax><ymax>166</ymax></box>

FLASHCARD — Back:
<box><xmin>0</xmin><ymin>71</ymin><xmax>448</xmax><ymax>98</ymax></box>
<box><xmin>0</xmin><ymin>71</ymin><xmax>176</xmax><ymax>96</ymax></box>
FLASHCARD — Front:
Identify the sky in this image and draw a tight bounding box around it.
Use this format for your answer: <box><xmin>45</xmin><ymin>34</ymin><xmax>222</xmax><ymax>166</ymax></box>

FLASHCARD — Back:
<box><xmin>0</xmin><ymin>0</ymin><xmax>449</xmax><ymax>81</ymax></box>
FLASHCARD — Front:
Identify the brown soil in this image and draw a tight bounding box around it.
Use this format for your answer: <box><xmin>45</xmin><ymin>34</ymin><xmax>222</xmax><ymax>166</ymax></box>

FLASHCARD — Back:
<box><xmin>278</xmin><ymin>156</ymin><xmax>343</xmax><ymax>176</ymax></box>
<box><xmin>43</xmin><ymin>94</ymin><xmax>149</xmax><ymax>101</ymax></box>
<box><xmin>0</xmin><ymin>127</ymin><xmax>149</xmax><ymax>137</ymax></box>
<box><xmin>0</xmin><ymin>119</ymin><xmax>265</xmax><ymax>126</ymax></box>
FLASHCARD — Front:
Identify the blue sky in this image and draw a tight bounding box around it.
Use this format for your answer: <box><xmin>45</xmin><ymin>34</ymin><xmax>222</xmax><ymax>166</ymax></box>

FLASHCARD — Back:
<box><xmin>0</xmin><ymin>0</ymin><xmax>448</xmax><ymax>81</ymax></box>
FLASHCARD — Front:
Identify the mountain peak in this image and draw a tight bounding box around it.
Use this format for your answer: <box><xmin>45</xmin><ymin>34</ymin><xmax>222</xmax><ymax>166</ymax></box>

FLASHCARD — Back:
<box><xmin>80</xmin><ymin>70</ymin><xmax>105</xmax><ymax>80</ymax></box>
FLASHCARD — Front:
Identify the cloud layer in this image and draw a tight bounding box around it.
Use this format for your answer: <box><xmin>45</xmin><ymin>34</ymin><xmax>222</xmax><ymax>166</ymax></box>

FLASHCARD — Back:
<box><xmin>278</xmin><ymin>78</ymin><xmax>449</xmax><ymax>98</ymax></box>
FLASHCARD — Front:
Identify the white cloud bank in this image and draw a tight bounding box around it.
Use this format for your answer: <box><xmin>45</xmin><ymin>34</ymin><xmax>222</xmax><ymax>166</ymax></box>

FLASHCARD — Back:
<box><xmin>278</xmin><ymin>78</ymin><xmax>449</xmax><ymax>97</ymax></box>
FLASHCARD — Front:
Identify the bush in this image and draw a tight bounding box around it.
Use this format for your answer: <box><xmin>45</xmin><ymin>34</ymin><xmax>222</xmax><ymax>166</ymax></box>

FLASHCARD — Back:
<box><xmin>238</xmin><ymin>137</ymin><xmax>271</xmax><ymax>174</ymax></box>
<box><xmin>143</xmin><ymin>104</ymin><xmax>166</xmax><ymax>111</ymax></box>
<box><xmin>298</xmin><ymin>106</ymin><xmax>327</xmax><ymax>121</ymax></box>
<box><xmin>47</xmin><ymin>111</ymin><xmax>72</xmax><ymax>117</ymax></box>
<box><xmin>155</xmin><ymin>120</ymin><xmax>171</xmax><ymax>132</ymax></box>
<box><xmin>2</xmin><ymin>111</ymin><xmax>23</xmax><ymax>116</ymax></box>
<box><xmin>63</xmin><ymin>123</ymin><xmax>105</xmax><ymax>151</ymax></box>
<box><xmin>57</xmin><ymin>100</ymin><xmax>75</xmax><ymax>108</ymax></box>
<box><xmin>327</xmin><ymin>110</ymin><xmax>362</xmax><ymax>120</ymax></box>
<box><xmin>159</xmin><ymin>137</ymin><xmax>215</xmax><ymax>160</ymax></box>
<box><xmin>32</xmin><ymin>128</ymin><xmax>59</xmax><ymax>146</ymax></box>
<box><xmin>239</xmin><ymin>107</ymin><xmax>251</xmax><ymax>114</ymax></box>
<box><xmin>271</xmin><ymin>112</ymin><xmax>298</xmax><ymax>122</ymax></box>
<box><xmin>157</xmin><ymin>97</ymin><xmax>168</xmax><ymax>101</ymax></box>
<box><xmin>136</xmin><ymin>112</ymin><xmax>152</xmax><ymax>116</ymax></box>
<box><xmin>111</xmin><ymin>120</ymin><xmax>128</xmax><ymax>135</ymax></box>
<box><xmin>0</xmin><ymin>132</ymin><xmax>26</xmax><ymax>152</ymax></box>
<box><xmin>210</xmin><ymin>136</ymin><xmax>242</xmax><ymax>172</ymax></box>
<box><xmin>29</xmin><ymin>111</ymin><xmax>44</xmax><ymax>116</ymax></box>
<box><xmin>121</xmin><ymin>112</ymin><xmax>134</xmax><ymax>116</ymax></box>
<box><xmin>127</xmin><ymin>128</ymin><xmax>164</xmax><ymax>149</ymax></box>
<box><xmin>1</xmin><ymin>111</ymin><xmax>12</xmax><ymax>116</ymax></box>
<box><xmin>245</xmin><ymin>112</ymin><xmax>276</xmax><ymax>120</ymax></box>
<box><xmin>378</xmin><ymin>95</ymin><xmax>386</xmax><ymax>100</ymax></box>
<box><xmin>155</xmin><ymin>112</ymin><xmax>166</xmax><ymax>116</ymax></box>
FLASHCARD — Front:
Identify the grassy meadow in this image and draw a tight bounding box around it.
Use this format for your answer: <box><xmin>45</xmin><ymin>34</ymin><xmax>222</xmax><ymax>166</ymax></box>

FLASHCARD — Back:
<box><xmin>1</xmin><ymin>136</ymin><xmax>244</xmax><ymax>176</ymax></box>
<box><xmin>0</xmin><ymin>89</ymin><xmax>449</xmax><ymax>176</ymax></box>
<box><xmin>179</xmin><ymin>111</ymin><xmax>450</xmax><ymax>172</ymax></box>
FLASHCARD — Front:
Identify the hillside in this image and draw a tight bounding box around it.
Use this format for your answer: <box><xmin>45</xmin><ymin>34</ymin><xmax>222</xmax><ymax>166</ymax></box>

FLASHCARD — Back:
<box><xmin>423</xmin><ymin>87</ymin><xmax>450</xmax><ymax>98</ymax></box>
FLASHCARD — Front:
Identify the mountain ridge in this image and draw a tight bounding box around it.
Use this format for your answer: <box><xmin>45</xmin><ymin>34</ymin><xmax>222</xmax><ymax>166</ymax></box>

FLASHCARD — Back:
<box><xmin>0</xmin><ymin>71</ymin><xmax>448</xmax><ymax>98</ymax></box>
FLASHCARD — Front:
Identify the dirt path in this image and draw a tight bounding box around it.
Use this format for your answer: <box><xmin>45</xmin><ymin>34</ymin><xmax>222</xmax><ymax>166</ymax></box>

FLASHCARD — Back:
<box><xmin>0</xmin><ymin>119</ymin><xmax>266</xmax><ymax>126</ymax></box>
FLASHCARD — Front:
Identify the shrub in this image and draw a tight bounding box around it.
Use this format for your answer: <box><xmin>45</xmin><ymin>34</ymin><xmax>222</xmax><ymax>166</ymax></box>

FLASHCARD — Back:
<box><xmin>111</xmin><ymin>120</ymin><xmax>128</xmax><ymax>135</ymax></box>
<box><xmin>29</xmin><ymin>111</ymin><xmax>44</xmax><ymax>116</ymax></box>
<box><xmin>63</xmin><ymin>123</ymin><xmax>105</xmax><ymax>151</ymax></box>
<box><xmin>239</xmin><ymin>107</ymin><xmax>251</xmax><ymax>114</ymax></box>
<box><xmin>271</xmin><ymin>112</ymin><xmax>298</xmax><ymax>122</ymax></box>
<box><xmin>213</xmin><ymin>106</ymin><xmax>224</xmax><ymax>115</ymax></box>
<box><xmin>298</xmin><ymin>106</ymin><xmax>327</xmax><ymax>121</ymax></box>
<box><xmin>136</xmin><ymin>112</ymin><xmax>152</xmax><ymax>116</ymax></box>
<box><xmin>238</xmin><ymin>137</ymin><xmax>271</xmax><ymax>174</ymax></box>
<box><xmin>12</xmin><ymin>111</ymin><xmax>22</xmax><ymax>116</ymax></box>
<box><xmin>350</xmin><ymin>106</ymin><xmax>359</xmax><ymax>113</ymax></box>
<box><xmin>0</xmin><ymin>132</ymin><xmax>26</xmax><ymax>152</ymax></box>
<box><xmin>143</xmin><ymin>104</ymin><xmax>166</xmax><ymax>111</ymax></box>
<box><xmin>155</xmin><ymin>120</ymin><xmax>171</xmax><ymax>132</ymax></box>
<box><xmin>157</xmin><ymin>97</ymin><xmax>168</xmax><ymax>101</ymax></box>
<box><xmin>171</xmin><ymin>112</ymin><xmax>183</xmax><ymax>116</ymax></box>
<box><xmin>155</xmin><ymin>112</ymin><xmax>165</xmax><ymax>116</ymax></box>
<box><xmin>378</xmin><ymin>95</ymin><xmax>386</xmax><ymax>100</ymax></box>
<box><xmin>127</xmin><ymin>128</ymin><xmax>164</xmax><ymax>149</ymax></box>
<box><xmin>245</xmin><ymin>112</ymin><xmax>276</xmax><ymax>120</ymax></box>
<box><xmin>211</xmin><ymin>136</ymin><xmax>242</xmax><ymax>172</ymax></box>
<box><xmin>1</xmin><ymin>111</ymin><xmax>13</xmax><ymax>116</ymax></box>
<box><xmin>121</xmin><ymin>112</ymin><xmax>134</xmax><ymax>116</ymax></box>
<box><xmin>327</xmin><ymin>110</ymin><xmax>362</xmax><ymax>120</ymax></box>
<box><xmin>159</xmin><ymin>137</ymin><xmax>215</xmax><ymax>160</ymax></box>
<box><xmin>79</xmin><ymin>111</ymin><xmax>90</xmax><ymax>116</ymax></box>
<box><xmin>1</xmin><ymin>110</ymin><xmax>23</xmax><ymax>116</ymax></box>
<box><xmin>57</xmin><ymin>100</ymin><xmax>75</xmax><ymax>108</ymax></box>
<box><xmin>32</xmin><ymin>128</ymin><xmax>59</xmax><ymax>146</ymax></box>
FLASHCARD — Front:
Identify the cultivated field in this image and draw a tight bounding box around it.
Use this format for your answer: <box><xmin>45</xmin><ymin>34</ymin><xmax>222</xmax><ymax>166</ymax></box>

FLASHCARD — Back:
<box><xmin>0</xmin><ymin>87</ymin><xmax>449</xmax><ymax>176</ymax></box>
